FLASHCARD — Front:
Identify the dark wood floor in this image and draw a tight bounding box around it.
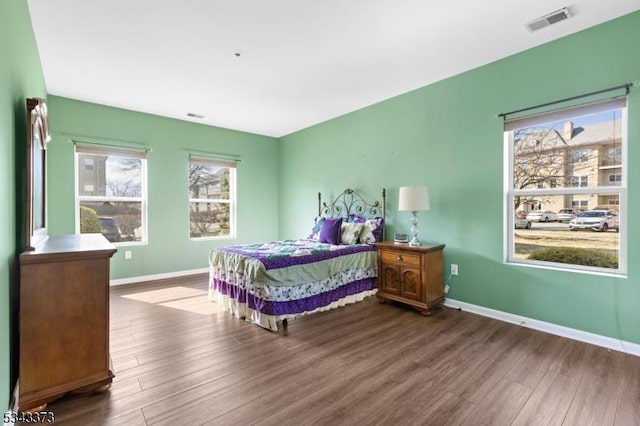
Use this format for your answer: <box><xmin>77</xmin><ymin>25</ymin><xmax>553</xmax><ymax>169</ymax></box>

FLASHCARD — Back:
<box><xmin>39</xmin><ymin>274</ymin><xmax>640</xmax><ymax>425</ymax></box>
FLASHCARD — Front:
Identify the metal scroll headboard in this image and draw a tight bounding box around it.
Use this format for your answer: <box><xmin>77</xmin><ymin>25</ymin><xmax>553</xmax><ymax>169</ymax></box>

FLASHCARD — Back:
<box><xmin>318</xmin><ymin>188</ymin><xmax>386</xmax><ymax>239</ymax></box>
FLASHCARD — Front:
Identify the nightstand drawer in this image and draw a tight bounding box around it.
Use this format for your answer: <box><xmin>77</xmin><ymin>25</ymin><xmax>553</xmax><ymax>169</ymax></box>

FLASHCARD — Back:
<box><xmin>380</xmin><ymin>250</ymin><xmax>421</xmax><ymax>267</ymax></box>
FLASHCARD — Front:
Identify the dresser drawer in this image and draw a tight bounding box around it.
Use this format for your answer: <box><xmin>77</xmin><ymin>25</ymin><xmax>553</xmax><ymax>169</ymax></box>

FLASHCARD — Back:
<box><xmin>380</xmin><ymin>250</ymin><xmax>421</xmax><ymax>267</ymax></box>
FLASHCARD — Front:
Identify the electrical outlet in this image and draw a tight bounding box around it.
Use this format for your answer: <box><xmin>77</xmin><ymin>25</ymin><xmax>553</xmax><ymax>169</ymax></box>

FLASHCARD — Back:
<box><xmin>125</xmin><ymin>250</ymin><xmax>132</xmax><ymax>260</ymax></box>
<box><xmin>444</xmin><ymin>284</ymin><xmax>450</xmax><ymax>294</ymax></box>
<box><xmin>451</xmin><ymin>264</ymin><xmax>458</xmax><ymax>276</ymax></box>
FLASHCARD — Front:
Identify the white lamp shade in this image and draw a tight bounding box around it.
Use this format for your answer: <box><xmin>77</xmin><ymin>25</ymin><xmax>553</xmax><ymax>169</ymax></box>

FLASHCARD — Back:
<box><xmin>398</xmin><ymin>186</ymin><xmax>430</xmax><ymax>211</ymax></box>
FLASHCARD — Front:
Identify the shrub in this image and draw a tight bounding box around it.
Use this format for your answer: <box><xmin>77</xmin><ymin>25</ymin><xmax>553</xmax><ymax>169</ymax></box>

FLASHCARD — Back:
<box><xmin>528</xmin><ymin>247</ymin><xmax>618</xmax><ymax>269</ymax></box>
<box><xmin>80</xmin><ymin>206</ymin><xmax>101</xmax><ymax>233</ymax></box>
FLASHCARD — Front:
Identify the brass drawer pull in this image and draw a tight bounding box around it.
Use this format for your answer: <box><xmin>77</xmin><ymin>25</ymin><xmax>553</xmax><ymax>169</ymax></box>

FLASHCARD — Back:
<box><xmin>397</xmin><ymin>255</ymin><xmax>403</xmax><ymax>261</ymax></box>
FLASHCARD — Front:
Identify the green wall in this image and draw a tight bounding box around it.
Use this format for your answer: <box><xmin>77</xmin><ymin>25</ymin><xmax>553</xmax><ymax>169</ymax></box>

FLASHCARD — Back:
<box><xmin>47</xmin><ymin>97</ymin><xmax>279</xmax><ymax>280</ymax></box>
<box><xmin>0</xmin><ymin>0</ymin><xmax>48</xmax><ymax>410</ymax></box>
<box><xmin>279</xmin><ymin>12</ymin><xmax>640</xmax><ymax>343</ymax></box>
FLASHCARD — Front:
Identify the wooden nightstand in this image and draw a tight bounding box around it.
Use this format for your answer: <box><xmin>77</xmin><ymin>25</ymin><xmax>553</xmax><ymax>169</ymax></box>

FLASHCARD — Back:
<box><xmin>374</xmin><ymin>241</ymin><xmax>445</xmax><ymax>315</ymax></box>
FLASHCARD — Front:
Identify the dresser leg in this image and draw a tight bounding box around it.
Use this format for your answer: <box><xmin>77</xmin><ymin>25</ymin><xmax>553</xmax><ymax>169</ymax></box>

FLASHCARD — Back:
<box><xmin>73</xmin><ymin>378</ymin><xmax>113</xmax><ymax>394</ymax></box>
<box><xmin>92</xmin><ymin>383</ymin><xmax>112</xmax><ymax>394</ymax></box>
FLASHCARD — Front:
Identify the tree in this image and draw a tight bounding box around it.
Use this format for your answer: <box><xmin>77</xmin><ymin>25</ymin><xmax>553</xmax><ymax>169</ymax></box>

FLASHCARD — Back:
<box><xmin>512</xmin><ymin>126</ymin><xmax>571</xmax><ymax>211</ymax></box>
<box><xmin>79</xmin><ymin>206</ymin><xmax>101</xmax><ymax>233</ymax></box>
<box><xmin>106</xmin><ymin>158</ymin><xmax>142</xmax><ymax>197</ymax></box>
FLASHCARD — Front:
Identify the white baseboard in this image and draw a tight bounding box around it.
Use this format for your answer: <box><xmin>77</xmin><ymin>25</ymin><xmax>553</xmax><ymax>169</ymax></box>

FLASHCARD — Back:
<box><xmin>110</xmin><ymin>268</ymin><xmax>209</xmax><ymax>286</ymax></box>
<box><xmin>444</xmin><ymin>298</ymin><xmax>640</xmax><ymax>357</ymax></box>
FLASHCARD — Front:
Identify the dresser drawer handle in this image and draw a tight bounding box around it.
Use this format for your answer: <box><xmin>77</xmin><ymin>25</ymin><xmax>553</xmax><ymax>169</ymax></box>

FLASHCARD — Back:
<box><xmin>396</xmin><ymin>255</ymin><xmax>403</xmax><ymax>261</ymax></box>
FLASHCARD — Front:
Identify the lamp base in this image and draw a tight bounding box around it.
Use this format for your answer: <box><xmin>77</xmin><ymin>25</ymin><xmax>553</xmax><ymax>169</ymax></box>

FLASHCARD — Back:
<box><xmin>409</xmin><ymin>212</ymin><xmax>421</xmax><ymax>247</ymax></box>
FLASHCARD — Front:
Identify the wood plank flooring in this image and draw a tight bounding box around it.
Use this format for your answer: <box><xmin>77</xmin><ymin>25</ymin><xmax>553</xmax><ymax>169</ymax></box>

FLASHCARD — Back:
<box><xmin>38</xmin><ymin>274</ymin><xmax>640</xmax><ymax>425</ymax></box>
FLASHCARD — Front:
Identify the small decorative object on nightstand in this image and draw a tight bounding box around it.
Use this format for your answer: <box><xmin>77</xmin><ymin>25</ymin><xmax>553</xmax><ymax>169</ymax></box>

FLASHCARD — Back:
<box><xmin>375</xmin><ymin>241</ymin><xmax>445</xmax><ymax>315</ymax></box>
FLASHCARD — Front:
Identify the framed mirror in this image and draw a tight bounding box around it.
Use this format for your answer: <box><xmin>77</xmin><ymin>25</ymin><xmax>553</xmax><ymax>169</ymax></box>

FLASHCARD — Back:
<box><xmin>25</xmin><ymin>98</ymin><xmax>51</xmax><ymax>250</ymax></box>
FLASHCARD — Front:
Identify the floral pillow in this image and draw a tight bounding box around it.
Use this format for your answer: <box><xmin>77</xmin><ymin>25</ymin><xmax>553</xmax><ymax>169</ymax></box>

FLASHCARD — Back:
<box><xmin>350</xmin><ymin>214</ymin><xmax>384</xmax><ymax>244</ymax></box>
<box><xmin>340</xmin><ymin>222</ymin><xmax>364</xmax><ymax>245</ymax></box>
<box><xmin>309</xmin><ymin>217</ymin><xmax>325</xmax><ymax>240</ymax></box>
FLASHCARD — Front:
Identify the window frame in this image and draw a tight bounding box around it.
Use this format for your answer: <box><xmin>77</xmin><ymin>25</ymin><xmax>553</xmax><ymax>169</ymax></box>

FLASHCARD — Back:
<box><xmin>187</xmin><ymin>156</ymin><xmax>237</xmax><ymax>240</ymax></box>
<box><xmin>571</xmin><ymin>200</ymin><xmax>589</xmax><ymax>211</ymax></box>
<box><xmin>608</xmin><ymin>174</ymin><xmax>622</xmax><ymax>184</ymax></box>
<box><xmin>504</xmin><ymin>99</ymin><xmax>628</xmax><ymax>276</ymax></box>
<box><xmin>570</xmin><ymin>175</ymin><xmax>589</xmax><ymax>188</ymax></box>
<box><xmin>74</xmin><ymin>144</ymin><xmax>148</xmax><ymax>246</ymax></box>
<box><xmin>570</xmin><ymin>149</ymin><xmax>590</xmax><ymax>164</ymax></box>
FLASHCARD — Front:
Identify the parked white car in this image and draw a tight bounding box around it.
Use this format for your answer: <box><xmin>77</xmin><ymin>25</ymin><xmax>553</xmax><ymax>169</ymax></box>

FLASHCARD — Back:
<box><xmin>514</xmin><ymin>216</ymin><xmax>531</xmax><ymax>229</ymax></box>
<box><xmin>569</xmin><ymin>210</ymin><xmax>619</xmax><ymax>232</ymax></box>
<box><xmin>556</xmin><ymin>208</ymin><xmax>578</xmax><ymax>222</ymax></box>
<box><xmin>526</xmin><ymin>210</ymin><xmax>556</xmax><ymax>222</ymax></box>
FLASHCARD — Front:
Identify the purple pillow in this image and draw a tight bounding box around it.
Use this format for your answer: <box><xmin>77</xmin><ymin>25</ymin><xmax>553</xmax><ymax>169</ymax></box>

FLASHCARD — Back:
<box><xmin>319</xmin><ymin>218</ymin><xmax>343</xmax><ymax>245</ymax></box>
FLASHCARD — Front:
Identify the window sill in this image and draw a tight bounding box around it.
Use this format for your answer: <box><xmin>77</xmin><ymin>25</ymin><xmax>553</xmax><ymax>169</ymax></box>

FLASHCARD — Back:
<box><xmin>506</xmin><ymin>258</ymin><xmax>627</xmax><ymax>278</ymax></box>
<box><xmin>190</xmin><ymin>235</ymin><xmax>236</xmax><ymax>242</ymax></box>
<box><xmin>112</xmin><ymin>241</ymin><xmax>147</xmax><ymax>247</ymax></box>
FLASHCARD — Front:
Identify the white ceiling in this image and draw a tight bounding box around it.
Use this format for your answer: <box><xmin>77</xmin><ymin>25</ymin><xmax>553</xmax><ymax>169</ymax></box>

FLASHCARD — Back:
<box><xmin>27</xmin><ymin>0</ymin><xmax>639</xmax><ymax>138</ymax></box>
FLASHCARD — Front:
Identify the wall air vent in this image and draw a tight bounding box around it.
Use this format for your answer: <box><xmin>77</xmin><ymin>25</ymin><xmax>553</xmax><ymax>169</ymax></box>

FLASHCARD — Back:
<box><xmin>526</xmin><ymin>7</ymin><xmax>571</xmax><ymax>32</ymax></box>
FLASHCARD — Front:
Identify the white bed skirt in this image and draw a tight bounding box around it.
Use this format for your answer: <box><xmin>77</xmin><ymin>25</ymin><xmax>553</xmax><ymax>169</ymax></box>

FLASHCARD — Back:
<box><xmin>208</xmin><ymin>288</ymin><xmax>378</xmax><ymax>331</ymax></box>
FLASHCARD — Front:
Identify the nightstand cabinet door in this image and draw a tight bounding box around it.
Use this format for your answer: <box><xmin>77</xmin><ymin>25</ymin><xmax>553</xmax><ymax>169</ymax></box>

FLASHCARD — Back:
<box><xmin>380</xmin><ymin>262</ymin><xmax>401</xmax><ymax>295</ymax></box>
<box><xmin>375</xmin><ymin>242</ymin><xmax>445</xmax><ymax>316</ymax></box>
<box><xmin>400</xmin><ymin>267</ymin><xmax>422</xmax><ymax>301</ymax></box>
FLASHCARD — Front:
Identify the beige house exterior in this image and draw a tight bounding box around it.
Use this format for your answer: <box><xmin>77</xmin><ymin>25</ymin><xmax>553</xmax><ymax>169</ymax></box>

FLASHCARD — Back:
<box><xmin>514</xmin><ymin>117</ymin><xmax>622</xmax><ymax>216</ymax></box>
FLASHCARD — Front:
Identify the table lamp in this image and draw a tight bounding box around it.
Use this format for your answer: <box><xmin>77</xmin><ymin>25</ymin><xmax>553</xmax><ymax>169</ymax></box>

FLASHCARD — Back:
<box><xmin>398</xmin><ymin>186</ymin><xmax>430</xmax><ymax>246</ymax></box>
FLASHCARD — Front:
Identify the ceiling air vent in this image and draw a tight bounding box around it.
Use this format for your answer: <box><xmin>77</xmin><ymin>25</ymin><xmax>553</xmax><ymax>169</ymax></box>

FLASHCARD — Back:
<box><xmin>526</xmin><ymin>7</ymin><xmax>571</xmax><ymax>32</ymax></box>
<box><xmin>187</xmin><ymin>112</ymin><xmax>205</xmax><ymax>119</ymax></box>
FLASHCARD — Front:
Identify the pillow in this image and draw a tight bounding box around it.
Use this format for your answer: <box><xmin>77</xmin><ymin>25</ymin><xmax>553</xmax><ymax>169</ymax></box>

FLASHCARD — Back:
<box><xmin>340</xmin><ymin>222</ymin><xmax>363</xmax><ymax>245</ymax></box>
<box><xmin>319</xmin><ymin>218</ymin><xmax>343</xmax><ymax>245</ymax></box>
<box><xmin>351</xmin><ymin>214</ymin><xmax>384</xmax><ymax>244</ymax></box>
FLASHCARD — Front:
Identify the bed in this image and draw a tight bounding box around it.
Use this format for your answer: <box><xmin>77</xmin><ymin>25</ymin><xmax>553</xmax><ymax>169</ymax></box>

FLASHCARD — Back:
<box><xmin>208</xmin><ymin>188</ymin><xmax>386</xmax><ymax>331</ymax></box>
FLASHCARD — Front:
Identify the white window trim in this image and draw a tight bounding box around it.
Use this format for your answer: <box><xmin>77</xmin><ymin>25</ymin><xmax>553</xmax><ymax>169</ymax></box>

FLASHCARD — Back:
<box><xmin>570</xmin><ymin>175</ymin><xmax>588</xmax><ymax>187</ymax></box>
<box><xmin>74</xmin><ymin>146</ymin><xmax>148</xmax><ymax>246</ymax></box>
<box><xmin>188</xmin><ymin>157</ymin><xmax>237</xmax><ymax>240</ymax></box>
<box><xmin>504</xmin><ymin>106</ymin><xmax>627</xmax><ymax>276</ymax></box>
<box><xmin>571</xmin><ymin>200</ymin><xmax>589</xmax><ymax>209</ymax></box>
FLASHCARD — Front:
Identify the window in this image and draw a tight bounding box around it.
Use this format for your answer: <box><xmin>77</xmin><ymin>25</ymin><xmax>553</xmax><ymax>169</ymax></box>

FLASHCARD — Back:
<box><xmin>571</xmin><ymin>200</ymin><xmax>589</xmax><ymax>211</ymax></box>
<box><xmin>570</xmin><ymin>149</ymin><xmax>590</xmax><ymax>164</ymax></box>
<box><xmin>75</xmin><ymin>145</ymin><xmax>147</xmax><ymax>244</ymax></box>
<box><xmin>609</xmin><ymin>147</ymin><xmax>622</xmax><ymax>157</ymax></box>
<box><xmin>603</xmin><ymin>146</ymin><xmax>622</xmax><ymax>167</ymax></box>
<box><xmin>188</xmin><ymin>156</ymin><xmax>236</xmax><ymax>239</ymax></box>
<box><xmin>505</xmin><ymin>97</ymin><xmax>627</xmax><ymax>274</ymax></box>
<box><xmin>570</xmin><ymin>175</ymin><xmax>588</xmax><ymax>187</ymax></box>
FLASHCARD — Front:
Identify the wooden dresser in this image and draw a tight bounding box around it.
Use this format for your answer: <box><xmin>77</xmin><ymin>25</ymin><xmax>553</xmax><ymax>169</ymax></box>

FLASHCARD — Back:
<box><xmin>375</xmin><ymin>241</ymin><xmax>445</xmax><ymax>315</ymax></box>
<box><xmin>19</xmin><ymin>234</ymin><xmax>117</xmax><ymax>410</ymax></box>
